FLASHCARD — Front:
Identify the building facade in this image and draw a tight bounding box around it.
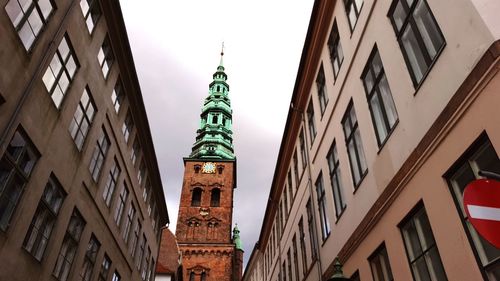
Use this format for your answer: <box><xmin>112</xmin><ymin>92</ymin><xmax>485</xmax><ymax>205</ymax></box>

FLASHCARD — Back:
<box><xmin>0</xmin><ymin>1</ymin><xmax>168</xmax><ymax>281</ymax></box>
<box><xmin>174</xmin><ymin>52</ymin><xmax>243</xmax><ymax>281</ymax></box>
<box><xmin>243</xmin><ymin>0</ymin><xmax>500</xmax><ymax>281</ymax></box>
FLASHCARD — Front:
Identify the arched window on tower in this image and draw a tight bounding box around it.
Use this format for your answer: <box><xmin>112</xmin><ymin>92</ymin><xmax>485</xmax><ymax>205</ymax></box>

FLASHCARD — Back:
<box><xmin>189</xmin><ymin>272</ymin><xmax>195</xmax><ymax>281</ymax></box>
<box><xmin>210</xmin><ymin>188</ymin><xmax>220</xmax><ymax>207</ymax></box>
<box><xmin>191</xmin><ymin>188</ymin><xmax>202</xmax><ymax>207</ymax></box>
<box><xmin>213</xmin><ymin>115</ymin><xmax>218</xmax><ymax>124</ymax></box>
<box><xmin>217</xmin><ymin>85</ymin><xmax>220</xmax><ymax>92</ymax></box>
<box><xmin>201</xmin><ymin>272</ymin><xmax>207</xmax><ymax>281</ymax></box>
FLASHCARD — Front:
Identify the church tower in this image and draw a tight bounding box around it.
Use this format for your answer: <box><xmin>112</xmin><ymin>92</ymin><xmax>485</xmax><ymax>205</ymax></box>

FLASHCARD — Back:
<box><xmin>175</xmin><ymin>48</ymin><xmax>243</xmax><ymax>281</ymax></box>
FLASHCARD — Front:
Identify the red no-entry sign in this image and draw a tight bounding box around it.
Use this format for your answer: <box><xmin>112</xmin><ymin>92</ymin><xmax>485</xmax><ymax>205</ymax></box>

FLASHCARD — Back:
<box><xmin>463</xmin><ymin>179</ymin><xmax>500</xmax><ymax>249</ymax></box>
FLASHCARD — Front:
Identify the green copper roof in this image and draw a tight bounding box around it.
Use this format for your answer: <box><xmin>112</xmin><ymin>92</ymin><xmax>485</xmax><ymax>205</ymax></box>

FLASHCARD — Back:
<box><xmin>233</xmin><ymin>224</ymin><xmax>243</xmax><ymax>250</ymax></box>
<box><xmin>189</xmin><ymin>48</ymin><xmax>235</xmax><ymax>160</ymax></box>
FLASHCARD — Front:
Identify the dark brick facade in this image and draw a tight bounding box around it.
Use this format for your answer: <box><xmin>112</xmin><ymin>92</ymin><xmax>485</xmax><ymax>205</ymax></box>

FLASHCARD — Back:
<box><xmin>176</xmin><ymin>160</ymin><xmax>240</xmax><ymax>281</ymax></box>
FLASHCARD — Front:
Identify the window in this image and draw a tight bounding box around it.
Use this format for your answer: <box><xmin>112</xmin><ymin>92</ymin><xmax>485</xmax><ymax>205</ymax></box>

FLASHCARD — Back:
<box><xmin>298</xmin><ymin>218</ymin><xmax>307</xmax><ymax>276</ymax></box>
<box><xmin>327</xmin><ymin>141</ymin><xmax>346</xmax><ymax>218</ymax></box>
<box><xmin>445</xmin><ymin>136</ymin><xmax>500</xmax><ymax>280</ymax></box>
<box><xmin>328</xmin><ymin>21</ymin><xmax>344</xmax><ymax>80</ymax></box>
<box><xmin>114</xmin><ymin>184</ymin><xmax>128</xmax><ymax>226</ymax></box>
<box><xmin>5</xmin><ymin>0</ymin><xmax>54</xmax><ymax>50</ymax></box>
<box><xmin>69</xmin><ymin>88</ymin><xmax>96</xmax><ymax>151</ymax></box>
<box><xmin>137</xmin><ymin>161</ymin><xmax>146</xmax><ymax>185</ymax></box>
<box><xmin>283</xmin><ymin>190</ymin><xmax>289</xmax><ymax>219</ymax></box>
<box><xmin>140</xmin><ymin>182</ymin><xmax>149</xmax><ymax>203</ymax></box>
<box><xmin>98</xmin><ymin>36</ymin><xmax>114</xmax><ymax>78</ymax></box>
<box><xmin>369</xmin><ymin>244</ymin><xmax>394</xmax><ymax>281</ymax></box>
<box><xmin>306</xmin><ymin>199</ymin><xmax>317</xmax><ymax>261</ymax></box>
<box><xmin>213</xmin><ymin>115</ymin><xmax>218</xmax><ymax>124</ymax></box>
<box><xmin>292</xmin><ymin>235</ymin><xmax>300</xmax><ymax>281</ymax></box>
<box><xmin>97</xmin><ymin>255</ymin><xmax>111</xmax><ymax>281</ymax></box>
<box><xmin>315</xmin><ymin>172</ymin><xmax>330</xmax><ymax>240</ymax></box>
<box><xmin>201</xmin><ymin>272</ymin><xmax>207</xmax><ymax>281</ymax></box>
<box><xmin>112</xmin><ymin>271</ymin><xmax>121</xmax><ymax>281</ymax></box>
<box><xmin>122</xmin><ymin>111</ymin><xmax>134</xmax><ymax>143</ymax></box>
<box><xmin>102</xmin><ymin>159</ymin><xmax>120</xmax><ymax>207</ymax></box>
<box><xmin>282</xmin><ymin>261</ymin><xmax>287</xmax><ymax>281</ymax></box>
<box><xmin>131</xmin><ymin>138</ymin><xmax>140</xmax><ymax>166</ymax></box>
<box><xmin>300</xmin><ymin>131</ymin><xmax>307</xmax><ymax>169</ymax></box>
<box><xmin>79</xmin><ymin>0</ymin><xmax>101</xmax><ymax>33</ymax></box>
<box><xmin>0</xmin><ymin>129</ymin><xmax>38</xmax><ymax>230</ymax></box>
<box><xmin>111</xmin><ymin>78</ymin><xmax>123</xmax><ymax>113</ymax></box>
<box><xmin>344</xmin><ymin>0</ymin><xmax>363</xmax><ymax>32</ymax></box>
<box><xmin>351</xmin><ymin>271</ymin><xmax>361</xmax><ymax>281</ymax></box>
<box><xmin>53</xmin><ymin>209</ymin><xmax>86</xmax><ymax>281</ymax></box>
<box><xmin>123</xmin><ymin>203</ymin><xmax>135</xmax><ymax>242</ymax></box>
<box><xmin>287</xmin><ymin>249</ymin><xmax>293</xmax><ymax>281</ymax></box>
<box><xmin>42</xmin><ymin>34</ymin><xmax>79</xmax><ymax>108</ymax></box>
<box><xmin>23</xmin><ymin>176</ymin><xmax>65</xmax><ymax>260</ymax></box>
<box><xmin>141</xmin><ymin>247</ymin><xmax>151</xmax><ymax>280</ymax></box>
<box><xmin>191</xmin><ymin>187</ymin><xmax>202</xmax><ymax>207</ymax></box>
<box><xmin>189</xmin><ymin>272</ymin><xmax>195</xmax><ymax>281</ymax></box>
<box><xmin>80</xmin><ymin>234</ymin><xmax>100</xmax><ymax>281</ymax></box>
<box><xmin>389</xmin><ymin>0</ymin><xmax>445</xmax><ymax>86</ymax></box>
<box><xmin>307</xmin><ymin>102</ymin><xmax>316</xmax><ymax>143</ymax></box>
<box><xmin>293</xmin><ymin>152</ymin><xmax>299</xmax><ymax>186</ymax></box>
<box><xmin>210</xmin><ymin>188</ymin><xmax>220</xmax><ymax>207</ymax></box>
<box><xmin>316</xmin><ymin>65</ymin><xmax>329</xmax><ymax>115</ymax></box>
<box><xmin>89</xmin><ymin>129</ymin><xmax>110</xmax><ymax>181</ymax></box>
<box><xmin>400</xmin><ymin>205</ymin><xmax>447</xmax><ymax>281</ymax></box>
<box><xmin>362</xmin><ymin>47</ymin><xmax>398</xmax><ymax>146</ymax></box>
<box><xmin>136</xmin><ymin>234</ymin><xmax>146</xmax><ymax>270</ymax></box>
<box><xmin>130</xmin><ymin>220</ymin><xmax>141</xmax><ymax>257</ymax></box>
<box><xmin>148</xmin><ymin>258</ymin><xmax>155</xmax><ymax>281</ymax></box>
<box><xmin>288</xmin><ymin>171</ymin><xmax>293</xmax><ymax>207</ymax></box>
<box><xmin>342</xmin><ymin>101</ymin><xmax>367</xmax><ymax>187</ymax></box>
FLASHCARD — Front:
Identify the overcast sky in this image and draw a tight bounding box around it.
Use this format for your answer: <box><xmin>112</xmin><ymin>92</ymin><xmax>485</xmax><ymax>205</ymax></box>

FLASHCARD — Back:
<box><xmin>120</xmin><ymin>0</ymin><xmax>314</xmax><ymax>266</ymax></box>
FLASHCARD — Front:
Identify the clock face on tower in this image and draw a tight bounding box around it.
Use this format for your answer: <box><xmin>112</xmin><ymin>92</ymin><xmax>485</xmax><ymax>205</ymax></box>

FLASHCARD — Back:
<box><xmin>202</xmin><ymin>162</ymin><xmax>216</xmax><ymax>173</ymax></box>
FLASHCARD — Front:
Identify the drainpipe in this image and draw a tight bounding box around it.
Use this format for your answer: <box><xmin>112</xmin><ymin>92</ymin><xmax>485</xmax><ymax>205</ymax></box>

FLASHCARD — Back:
<box><xmin>0</xmin><ymin>0</ymin><xmax>78</xmax><ymax>148</ymax></box>
<box><xmin>292</xmin><ymin>103</ymin><xmax>325</xmax><ymax>281</ymax></box>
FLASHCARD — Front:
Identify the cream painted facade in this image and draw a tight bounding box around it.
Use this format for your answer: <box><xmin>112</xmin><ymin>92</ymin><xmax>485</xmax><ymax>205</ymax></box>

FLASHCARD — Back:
<box><xmin>243</xmin><ymin>0</ymin><xmax>500</xmax><ymax>281</ymax></box>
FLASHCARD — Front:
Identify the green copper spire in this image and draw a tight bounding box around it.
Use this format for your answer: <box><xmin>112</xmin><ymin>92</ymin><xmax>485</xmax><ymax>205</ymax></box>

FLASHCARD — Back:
<box><xmin>233</xmin><ymin>224</ymin><xmax>243</xmax><ymax>250</ymax></box>
<box><xmin>189</xmin><ymin>46</ymin><xmax>235</xmax><ymax>160</ymax></box>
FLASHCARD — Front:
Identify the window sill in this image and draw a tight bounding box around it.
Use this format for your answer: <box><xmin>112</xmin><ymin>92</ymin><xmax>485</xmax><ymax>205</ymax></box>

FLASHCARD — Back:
<box><xmin>411</xmin><ymin>43</ymin><xmax>447</xmax><ymax>96</ymax></box>
<box><xmin>376</xmin><ymin>119</ymin><xmax>399</xmax><ymax>155</ymax></box>
<box><xmin>321</xmin><ymin>232</ymin><xmax>331</xmax><ymax>246</ymax></box>
<box><xmin>353</xmin><ymin>170</ymin><xmax>368</xmax><ymax>194</ymax></box>
<box><xmin>334</xmin><ymin>206</ymin><xmax>347</xmax><ymax>224</ymax></box>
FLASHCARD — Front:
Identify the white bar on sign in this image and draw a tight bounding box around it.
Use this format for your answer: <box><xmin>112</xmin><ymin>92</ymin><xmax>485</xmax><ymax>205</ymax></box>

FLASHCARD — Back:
<box><xmin>468</xmin><ymin>205</ymin><xmax>500</xmax><ymax>222</ymax></box>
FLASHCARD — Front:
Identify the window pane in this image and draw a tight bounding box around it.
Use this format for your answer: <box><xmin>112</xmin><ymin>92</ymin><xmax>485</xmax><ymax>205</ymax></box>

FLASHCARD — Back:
<box><xmin>19</xmin><ymin>23</ymin><xmax>35</xmax><ymax>50</ymax></box>
<box><xmin>413</xmin><ymin>1</ymin><xmax>443</xmax><ymax>59</ymax></box>
<box><xmin>5</xmin><ymin>1</ymin><xmax>24</xmax><ymax>27</ymax></box>
<box><xmin>424</xmin><ymin>247</ymin><xmax>447</xmax><ymax>281</ymax></box>
<box><xmin>401</xmin><ymin>25</ymin><xmax>427</xmax><ymax>82</ymax></box>
<box><xmin>392</xmin><ymin>1</ymin><xmax>407</xmax><ymax>32</ymax></box>
<box><xmin>27</xmin><ymin>11</ymin><xmax>43</xmax><ymax>36</ymax></box>
<box><xmin>379</xmin><ymin>76</ymin><xmax>398</xmax><ymax>127</ymax></box>
<box><xmin>354</xmin><ymin>129</ymin><xmax>367</xmax><ymax>172</ymax></box>
<box><xmin>348</xmin><ymin>140</ymin><xmax>360</xmax><ymax>183</ymax></box>
<box><xmin>370</xmin><ymin>94</ymin><xmax>388</xmax><ymax>142</ymax></box>
<box><xmin>411</xmin><ymin>256</ymin><xmax>431</xmax><ymax>281</ymax></box>
<box><xmin>38</xmin><ymin>0</ymin><xmax>53</xmax><ymax>19</ymax></box>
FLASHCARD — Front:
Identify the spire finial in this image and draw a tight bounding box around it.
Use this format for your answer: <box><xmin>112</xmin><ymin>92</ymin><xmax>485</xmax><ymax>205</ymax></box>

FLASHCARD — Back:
<box><xmin>219</xmin><ymin>42</ymin><xmax>225</xmax><ymax>67</ymax></box>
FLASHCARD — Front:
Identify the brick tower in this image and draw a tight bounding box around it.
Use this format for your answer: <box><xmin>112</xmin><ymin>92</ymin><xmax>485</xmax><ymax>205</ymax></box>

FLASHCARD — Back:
<box><xmin>175</xmin><ymin>47</ymin><xmax>243</xmax><ymax>281</ymax></box>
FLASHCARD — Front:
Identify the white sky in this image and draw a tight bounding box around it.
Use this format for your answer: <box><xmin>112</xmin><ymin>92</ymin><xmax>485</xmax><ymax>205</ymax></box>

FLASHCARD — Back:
<box><xmin>120</xmin><ymin>0</ymin><xmax>314</xmax><ymax>266</ymax></box>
